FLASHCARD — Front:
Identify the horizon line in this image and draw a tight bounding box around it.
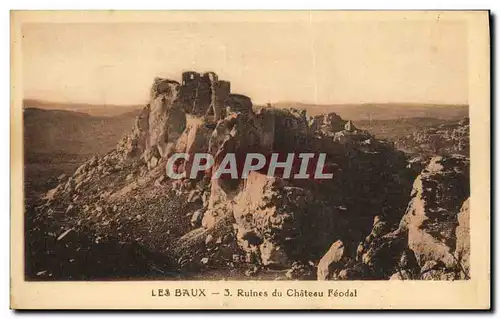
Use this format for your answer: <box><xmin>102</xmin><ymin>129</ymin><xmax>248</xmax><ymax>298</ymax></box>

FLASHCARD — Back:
<box><xmin>22</xmin><ymin>98</ymin><xmax>469</xmax><ymax>108</ymax></box>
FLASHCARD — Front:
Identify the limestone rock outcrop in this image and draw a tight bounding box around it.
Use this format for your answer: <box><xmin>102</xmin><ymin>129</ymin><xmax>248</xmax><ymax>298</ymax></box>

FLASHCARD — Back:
<box><xmin>401</xmin><ymin>155</ymin><xmax>469</xmax><ymax>268</ymax></box>
<box><xmin>35</xmin><ymin>71</ymin><xmax>469</xmax><ymax>281</ymax></box>
<box><xmin>317</xmin><ymin>240</ymin><xmax>346</xmax><ymax>280</ymax></box>
<box><xmin>343</xmin><ymin>155</ymin><xmax>470</xmax><ymax>280</ymax></box>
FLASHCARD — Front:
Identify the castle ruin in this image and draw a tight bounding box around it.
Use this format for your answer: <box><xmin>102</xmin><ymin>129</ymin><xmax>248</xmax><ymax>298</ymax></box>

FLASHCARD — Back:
<box><xmin>179</xmin><ymin>71</ymin><xmax>251</xmax><ymax>121</ymax></box>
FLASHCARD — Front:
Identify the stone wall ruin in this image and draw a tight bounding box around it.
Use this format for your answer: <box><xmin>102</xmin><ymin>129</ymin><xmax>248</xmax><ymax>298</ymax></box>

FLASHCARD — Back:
<box><xmin>179</xmin><ymin>71</ymin><xmax>233</xmax><ymax>121</ymax></box>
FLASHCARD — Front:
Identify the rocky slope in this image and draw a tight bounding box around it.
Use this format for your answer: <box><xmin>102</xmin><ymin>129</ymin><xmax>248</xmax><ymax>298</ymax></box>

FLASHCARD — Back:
<box><xmin>26</xmin><ymin>71</ymin><xmax>469</xmax><ymax>281</ymax></box>
<box><xmin>394</xmin><ymin>118</ymin><xmax>469</xmax><ymax>157</ymax></box>
<box><xmin>24</xmin><ymin>107</ymin><xmax>140</xmax><ymax>197</ymax></box>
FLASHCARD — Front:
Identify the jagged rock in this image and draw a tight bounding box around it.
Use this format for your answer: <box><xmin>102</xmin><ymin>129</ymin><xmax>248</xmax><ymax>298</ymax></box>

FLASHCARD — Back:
<box><xmin>201</xmin><ymin>103</ymin><xmax>412</xmax><ymax>269</ymax></box>
<box><xmin>455</xmin><ymin>198</ymin><xmax>470</xmax><ymax>279</ymax></box>
<box><xmin>147</xmin><ymin>79</ymin><xmax>182</xmax><ymax>158</ymax></box>
<box><xmin>229</xmin><ymin>172</ymin><xmax>337</xmax><ymax>268</ymax></box>
<box><xmin>317</xmin><ymin>240</ymin><xmax>345</xmax><ymax>280</ymax></box>
<box><xmin>190</xmin><ymin>209</ymin><xmax>205</xmax><ymax>227</ymax></box>
<box><xmin>400</xmin><ymin>155</ymin><xmax>469</xmax><ymax>268</ymax></box>
<box><xmin>173</xmin><ymin>114</ymin><xmax>212</xmax><ymax>168</ymax></box>
<box><xmin>356</xmin><ymin>155</ymin><xmax>470</xmax><ymax>279</ymax></box>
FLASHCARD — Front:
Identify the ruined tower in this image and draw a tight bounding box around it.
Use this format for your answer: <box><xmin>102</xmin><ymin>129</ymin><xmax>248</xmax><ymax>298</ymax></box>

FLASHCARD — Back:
<box><xmin>179</xmin><ymin>71</ymin><xmax>232</xmax><ymax>121</ymax></box>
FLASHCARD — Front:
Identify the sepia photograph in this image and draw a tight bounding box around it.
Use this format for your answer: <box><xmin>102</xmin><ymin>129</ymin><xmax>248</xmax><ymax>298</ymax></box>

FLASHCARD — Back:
<box><xmin>10</xmin><ymin>10</ymin><xmax>490</xmax><ymax>309</ymax></box>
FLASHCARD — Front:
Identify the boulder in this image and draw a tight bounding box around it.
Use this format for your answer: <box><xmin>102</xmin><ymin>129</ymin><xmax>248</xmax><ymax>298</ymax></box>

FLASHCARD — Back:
<box><xmin>230</xmin><ymin>172</ymin><xmax>335</xmax><ymax>268</ymax></box>
<box><xmin>400</xmin><ymin>155</ymin><xmax>469</xmax><ymax>268</ymax></box>
<box><xmin>317</xmin><ymin>240</ymin><xmax>345</xmax><ymax>280</ymax></box>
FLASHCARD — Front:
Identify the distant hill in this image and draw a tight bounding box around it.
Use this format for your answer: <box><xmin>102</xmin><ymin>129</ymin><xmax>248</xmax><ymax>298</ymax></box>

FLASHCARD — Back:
<box><xmin>24</xmin><ymin>107</ymin><xmax>141</xmax><ymax>195</ymax></box>
<box><xmin>273</xmin><ymin>102</ymin><xmax>469</xmax><ymax>121</ymax></box>
<box><xmin>24</xmin><ymin>107</ymin><xmax>140</xmax><ymax>158</ymax></box>
<box><xmin>23</xmin><ymin>99</ymin><xmax>143</xmax><ymax>117</ymax></box>
<box><xmin>354</xmin><ymin>117</ymin><xmax>454</xmax><ymax>140</ymax></box>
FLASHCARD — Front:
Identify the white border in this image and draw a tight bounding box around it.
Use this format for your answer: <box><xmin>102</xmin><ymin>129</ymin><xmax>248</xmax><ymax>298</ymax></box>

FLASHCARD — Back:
<box><xmin>3</xmin><ymin>1</ymin><xmax>497</xmax><ymax>318</ymax></box>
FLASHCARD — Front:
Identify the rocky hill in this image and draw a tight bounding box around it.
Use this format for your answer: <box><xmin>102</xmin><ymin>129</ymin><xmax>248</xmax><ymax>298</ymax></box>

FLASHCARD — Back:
<box><xmin>24</xmin><ymin>107</ymin><xmax>139</xmax><ymax>197</ymax></box>
<box><xmin>23</xmin><ymin>99</ymin><xmax>142</xmax><ymax>117</ymax></box>
<box><xmin>393</xmin><ymin>118</ymin><xmax>470</xmax><ymax>157</ymax></box>
<box><xmin>24</xmin><ymin>107</ymin><xmax>139</xmax><ymax>157</ymax></box>
<box><xmin>25</xmin><ymin>71</ymin><xmax>470</xmax><ymax>281</ymax></box>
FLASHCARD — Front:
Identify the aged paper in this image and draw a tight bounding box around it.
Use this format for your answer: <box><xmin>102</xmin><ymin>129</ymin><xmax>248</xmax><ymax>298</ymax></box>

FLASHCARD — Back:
<box><xmin>11</xmin><ymin>10</ymin><xmax>490</xmax><ymax>309</ymax></box>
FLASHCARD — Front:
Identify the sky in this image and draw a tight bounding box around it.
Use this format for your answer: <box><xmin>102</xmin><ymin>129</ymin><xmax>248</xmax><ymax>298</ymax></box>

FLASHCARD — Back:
<box><xmin>22</xmin><ymin>18</ymin><xmax>468</xmax><ymax>106</ymax></box>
